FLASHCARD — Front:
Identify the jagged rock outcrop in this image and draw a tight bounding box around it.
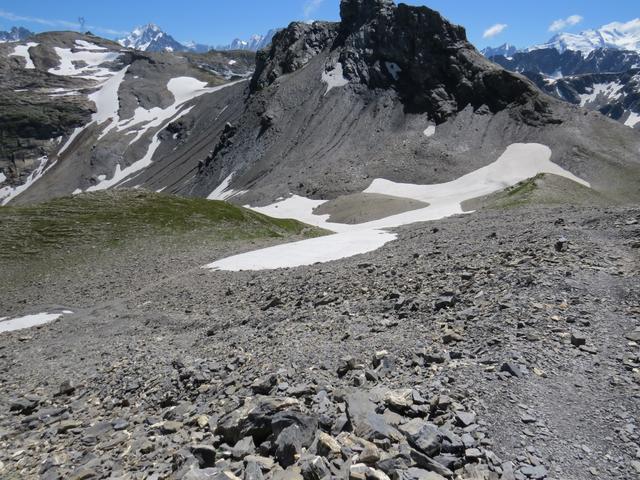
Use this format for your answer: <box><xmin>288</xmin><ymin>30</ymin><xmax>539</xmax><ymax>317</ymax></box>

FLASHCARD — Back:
<box><xmin>251</xmin><ymin>22</ymin><xmax>339</xmax><ymax>92</ymax></box>
<box><xmin>253</xmin><ymin>0</ymin><xmax>555</xmax><ymax>124</ymax></box>
<box><xmin>491</xmin><ymin>47</ymin><xmax>640</xmax><ymax>77</ymax></box>
<box><xmin>337</xmin><ymin>0</ymin><xmax>554</xmax><ymax>122</ymax></box>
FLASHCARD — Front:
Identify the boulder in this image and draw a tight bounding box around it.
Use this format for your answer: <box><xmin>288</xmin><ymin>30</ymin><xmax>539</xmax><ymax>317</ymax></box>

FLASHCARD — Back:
<box><xmin>346</xmin><ymin>391</ymin><xmax>403</xmax><ymax>442</ymax></box>
<box><xmin>216</xmin><ymin>396</ymin><xmax>300</xmax><ymax>445</ymax></box>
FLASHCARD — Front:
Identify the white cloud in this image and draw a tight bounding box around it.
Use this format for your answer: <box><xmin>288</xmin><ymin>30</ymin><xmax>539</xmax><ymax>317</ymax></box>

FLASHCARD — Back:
<box><xmin>483</xmin><ymin>23</ymin><xmax>508</xmax><ymax>39</ymax></box>
<box><xmin>303</xmin><ymin>0</ymin><xmax>324</xmax><ymax>20</ymax></box>
<box><xmin>0</xmin><ymin>9</ymin><xmax>128</xmax><ymax>36</ymax></box>
<box><xmin>549</xmin><ymin>14</ymin><xmax>584</xmax><ymax>32</ymax></box>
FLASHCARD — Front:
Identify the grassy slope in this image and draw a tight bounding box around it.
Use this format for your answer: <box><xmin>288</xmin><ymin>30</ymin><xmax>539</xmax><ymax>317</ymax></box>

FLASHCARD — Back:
<box><xmin>461</xmin><ymin>173</ymin><xmax>610</xmax><ymax>211</ymax></box>
<box><xmin>0</xmin><ymin>190</ymin><xmax>325</xmax><ymax>262</ymax></box>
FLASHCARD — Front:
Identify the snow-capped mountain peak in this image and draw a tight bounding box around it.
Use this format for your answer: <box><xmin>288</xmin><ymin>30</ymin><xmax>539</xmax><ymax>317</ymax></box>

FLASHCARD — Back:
<box><xmin>0</xmin><ymin>26</ymin><xmax>34</xmax><ymax>43</ymax></box>
<box><xmin>530</xmin><ymin>18</ymin><xmax>640</xmax><ymax>55</ymax></box>
<box><xmin>118</xmin><ymin>23</ymin><xmax>187</xmax><ymax>52</ymax></box>
<box><xmin>480</xmin><ymin>43</ymin><xmax>518</xmax><ymax>58</ymax></box>
<box><xmin>218</xmin><ymin>29</ymin><xmax>280</xmax><ymax>51</ymax></box>
<box><xmin>119</xmin><ymin>24</ymin><xmax>279</xmax><ymax>53</ymax></box>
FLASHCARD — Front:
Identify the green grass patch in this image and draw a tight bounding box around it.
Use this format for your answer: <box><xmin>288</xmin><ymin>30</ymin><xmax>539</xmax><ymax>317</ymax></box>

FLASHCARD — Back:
<box><xmin>505</xmin><ymin>175</ymin><xmax>541</xmax><ymax>199</ymax></box>
<box><xmin>0</xmin><ymin>190</ymin><xmax>326</xmax><ymax>261</ymax></box>
<box><xmin>462</xmin><ymin>173</ymin><xmax>608</xmax><ymax>211</ymax></box>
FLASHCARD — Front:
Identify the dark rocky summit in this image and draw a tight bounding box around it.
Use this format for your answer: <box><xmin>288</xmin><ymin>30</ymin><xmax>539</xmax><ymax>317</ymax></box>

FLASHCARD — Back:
<box><xmin>254</xmin><ymin>0</ymin><xmax>552</xmax><ymax>124</ymax></box>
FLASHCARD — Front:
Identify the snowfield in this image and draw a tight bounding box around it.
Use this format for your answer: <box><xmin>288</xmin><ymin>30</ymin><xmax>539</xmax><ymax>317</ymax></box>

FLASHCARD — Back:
<box><xmin>205</xmin><ymin>143</ymin><xmax>591</xmax><ymax>271</ymax></box>
<box><xmin>49</xmin><ymin>47</ymin><xmax>121</xmax><ymax>79</ymax></box>
<box><xmin>579</xmin><ymin>82</ymin><xmax>624</xmax><ymax>107</ymax></box>
<box><xmin>10</xmin><ymin>42</ymin><xmax>38</xmax><ymax>69</ymax></box>
<box><xmin>75</xmin><ymin>40</ymin><xmax>107</xmax><ymax>51</ymax></box>
<box><xmin>322</xmin><ymin>63</ymin><xmax>349</xmax><ymax>95</ymax></box>
<box><xmin>625</xmin><ymin>111</ymin><xmax>640</xmax><ymax>128</ymax></box>
<box><xmin>209</xmin><ymin>229</ymin><xmax>396</xmax><ymax>271</ymax></box>
<box><xmin>0</xmin><ymin>311</ymin><xmax>73</xmax><ymax>334</ymax></box>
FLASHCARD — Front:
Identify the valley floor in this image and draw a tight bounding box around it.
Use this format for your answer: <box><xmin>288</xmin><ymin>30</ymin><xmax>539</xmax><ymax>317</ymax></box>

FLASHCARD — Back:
<box><xmin>0</xmin><ymin>205</ymin><xmax>639</xmax><ymax>480</ymax></box>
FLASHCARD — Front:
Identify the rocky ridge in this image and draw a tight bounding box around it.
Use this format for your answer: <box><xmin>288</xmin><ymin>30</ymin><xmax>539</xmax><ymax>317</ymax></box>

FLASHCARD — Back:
<box><xmin>1</xmin><ymin>0</ymin><xmax>639</xmax><ymax>207</ymax></box>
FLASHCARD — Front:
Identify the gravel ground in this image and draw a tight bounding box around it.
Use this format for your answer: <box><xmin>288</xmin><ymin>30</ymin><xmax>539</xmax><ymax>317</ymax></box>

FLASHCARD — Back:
<box><xmin>0</xmin><ymin>205</ymin><xmax>639</xmax><ymax>480</ymax></box>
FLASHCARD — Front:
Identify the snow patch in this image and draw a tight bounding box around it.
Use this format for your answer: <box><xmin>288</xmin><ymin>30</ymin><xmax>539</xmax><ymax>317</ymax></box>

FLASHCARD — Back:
<box><xmin>625</xmin><ymin>111</ymin><xmax>640</xmax><ymax>128</ymax></box>
<box><xmin>58</xmin><ymin>66</ymin><xmax>129</xmax><ymax>154</ymax></box>
<box><xmin>93</xmin><ymin>67</ymin><xmax>129</xmax><ymax>140</ymax></box>
<box><xmin>205</xmin><ymin>143</ymin><xmax>590</xmax><ymax>271</ymax></box>
<box><xmin>0</xmin><ymin>172</ymin><xmax>6</xmax><ymax>184</ymax></box>
<box><xmin>322</xmin><ymin>63</ymin><xmax>349</xmax><ymax>95</ymax></box>
<box><xmin>49</xmin><ymin>47</ymin><xmax>120</xmax><ymax>79</ymax></box>
<box><xmin>579</xmin><ymin>82</ymin><xmax>624</xmax><ymax>107</ymax></box>
<box><xmin>207</xmin><ymin>173</ymin><xmax>248</xmax><ymax>200</ymax></box>
<box><xmin>0</xmin><ymin>156</ymin><xmax>55</xmax><ymax>205</ymax></box>
<box><xmin>84</xmin><ymin>120</ymin><xmax>170</xmax><ymax>192</ymax></box>
<box><xmin>0</xmin><ymin>311</ymin><xmax>72</xmax><ymax>333</ymax></box>
<box><xmin>81</xmin><ymin>79</ymin><xmax>247</xmax><ymax>193</ymax></box>
<box><xmin>10</xmin><ymin>42</ymin><xmax>38</xmax><ymax>69</ymax></box>
<box><xmin>48</xmin><ymin>90</ymin><xmax>81</xmax><ymax>98</ymax></box>
<box><xmin>209</xmin><ymin>230</ymin><xmax>396</xmax><ymax>272</ymax></box>
<box><xmin>75</xmin><ymin>40</ymin><xmax>107</xmax><ymax>50</ymax></box>
<box><xmin>385</xmin><ymin>62</ymin><xmax>402</xmax><ymax>80</ymax></box>
<box><xmin>423</xmin><ymin>125</ymin><xmax>436</xmax><ymax>137</ymax></box>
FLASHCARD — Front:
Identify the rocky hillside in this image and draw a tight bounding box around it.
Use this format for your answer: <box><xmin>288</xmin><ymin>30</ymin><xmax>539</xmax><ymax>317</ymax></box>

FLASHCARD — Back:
<box><xmin>2</xmin><ymin>0</ymin><xmax>638</xmax><ymax>209</ymax></box>
<box><xmin>1</xmin><ymin>200</ymin><xmax>638</xmax><ymax>480</ymax></box>
<box><xmin>0</xmin><ymin>31</ymin><xmax>255</xmax><ymax>205</ymax></box>
<box><xmin>1</xmin><ymin>3</ymin><xmax>640</xmax><ymax>480</ymax></box>
<box><xmin>187</xmin><ymin>0</ymin><xmax>640</xmax><ymax>206</ymax></box>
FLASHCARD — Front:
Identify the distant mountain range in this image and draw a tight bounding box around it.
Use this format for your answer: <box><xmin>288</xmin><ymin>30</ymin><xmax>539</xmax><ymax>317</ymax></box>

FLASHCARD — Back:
<box><xmin>482</xmin><ymin>19</ymin><xmax>640</xmax><ymax>130</ymax></box>
<box><xmin>480</xmin><ymin>43</ymin><xmax>517</xmax><ymax>58</ymax></box>
<box><xmin>530</xmin><ymin>18</ymin><xmax>640</xmax><ymax>55</ymax></box>
<box><xmin>219</xmin><ymin>30</ymin><xmax>280</xmax><ymax>51</ymax></box>
<box><xmin>483</xmin><ymin>18</ymin><xmax>640</xmax><ymax>57</ymax></box>
<box><xmin>0</xmin><ymin>26</ymin><xmax>34</xmax><ymax>43</ymax></box>
<box><xmin>117</xmin><ymin>23</ymin><xmax>279</xmax><ymax>53</ymax></box>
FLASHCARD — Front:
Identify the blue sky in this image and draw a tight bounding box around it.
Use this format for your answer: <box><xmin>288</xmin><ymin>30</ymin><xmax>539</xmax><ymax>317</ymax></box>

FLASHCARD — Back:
<box><xmin>0</xmin><ymin>0</ymin><xmax>637</xmax><ymax>48</ymax></box>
